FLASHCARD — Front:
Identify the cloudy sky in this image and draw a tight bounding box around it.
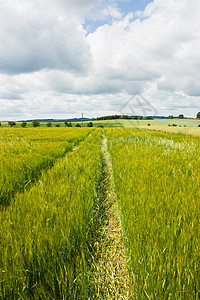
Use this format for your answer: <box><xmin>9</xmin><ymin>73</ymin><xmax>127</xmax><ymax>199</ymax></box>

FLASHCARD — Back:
<box><xmin>0</xmin><ymin>0</ymin><xmax>200</xmax><ymax>120</ymax></box>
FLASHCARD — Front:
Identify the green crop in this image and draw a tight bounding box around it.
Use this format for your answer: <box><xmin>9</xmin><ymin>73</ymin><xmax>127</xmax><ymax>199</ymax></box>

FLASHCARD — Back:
<box><xmin>106</xmin><ymin>128</ymin><xmax>199</xmax><ymax>299</ymax></box>
<box><xmin>0</xmin><ymin>127</ymin><xmax>92</xmax><ymax>205</ymax></box>
<box><xmin>0</xmin><ymin>126</ymin><xmax>199</xmax><ymax>299</ymax></box>
<box><xmin>0</xmin><ymin>129</ymin><xmax>102</xmax><ymax>299</ymax></box>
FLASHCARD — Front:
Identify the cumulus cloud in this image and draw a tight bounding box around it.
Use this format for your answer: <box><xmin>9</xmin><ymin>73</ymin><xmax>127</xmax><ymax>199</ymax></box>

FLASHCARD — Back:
<box><xmin>0</xmin><ymin>0</ymin><xmax>200</xmax><ymax>120</ymax></box>
<box><xmin>87</xmin><ymin>0</ymin><xmax>200</xmax><ymax>97</ymax></box>
<box><xmin>0</xmin><ymin>0</ymin><xmax>92</xmax><ymax>74</ymax></box>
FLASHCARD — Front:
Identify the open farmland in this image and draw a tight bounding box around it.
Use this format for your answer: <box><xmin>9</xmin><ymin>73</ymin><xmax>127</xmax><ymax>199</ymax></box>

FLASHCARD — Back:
<box><xmin>136</xmin><ymin>125</ymin><xmax>200</xmax><ymax>137</ymax></box>
<box><xmin>0</xmin><ymin>127</ymin><xmax>199</xmax><ymax>299</ymax></box>
<box><xmin>0</xmin><ymin>129</ymin><xmax>102</xmax><ymax>298</ymax></box>
<box><xmin>0</xmin><ymin>127</ymin><xmax>93</xmax><ymax>206</ymax></box>
<box><xmin>106</xmin><ymin>128</ymin><xmax>199</xmax><ymax>299</ymax></box>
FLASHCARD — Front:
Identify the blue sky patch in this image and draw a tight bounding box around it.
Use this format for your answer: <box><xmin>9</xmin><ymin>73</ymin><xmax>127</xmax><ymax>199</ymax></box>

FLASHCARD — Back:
<box><xmin>84</xmin><ymin>0</ymin><xmax>153</xmax><ymax>33</ymax></box>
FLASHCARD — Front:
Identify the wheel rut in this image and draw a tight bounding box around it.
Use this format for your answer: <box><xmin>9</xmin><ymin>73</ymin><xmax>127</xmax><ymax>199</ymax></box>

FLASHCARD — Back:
<box><xmin>88</xmin><ymin>131</ymin><xmax>132</xmax><ymax>299</ymax></box>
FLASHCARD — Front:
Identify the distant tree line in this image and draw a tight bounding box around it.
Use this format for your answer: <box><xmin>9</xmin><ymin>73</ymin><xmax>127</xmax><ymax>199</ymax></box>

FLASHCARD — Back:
<box><xmin>96</xmin><ymin>115</ymin><xmax>130</xmax><ymax>120</ymax></box>
<box><xmin>3</xmin><ymin>112</ymin><xmax>200</xmax><ymax>128</ymax></box>
<box><xmin>96</xmin><ymin>115</ymin><xmax>154</xmax><ymax>120</ymax></box>
<box><xmin>167</xmin><ymin>114</ymin><xmax>184</xmax><ymax>119</ymax></box>
<box><xmin>167</xmin><ymin>113</ymin><xmax>200</xmax><ymax>119</ymax></box>
<box><xmin>6</xmin><ymin>120</ymin><xmax>93</xmax><ymax>128</ymax></box>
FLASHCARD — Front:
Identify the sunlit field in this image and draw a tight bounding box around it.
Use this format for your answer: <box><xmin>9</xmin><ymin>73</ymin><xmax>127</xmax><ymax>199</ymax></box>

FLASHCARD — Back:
<box><xmin>0</xmin><ymin>129</ymin><xmax>102</xmax><ymax>298</ymax></box>
<box><xmin>0</xmin><ymin>126</ymin><xmax>199</xmax><ymax>299</ymax></box>
<box><xmin>0</xmin><ymin>127</ymin><xmax>93</xmax><ymax>206</ymax></box>
<box><xmin>1</xmin><ymin>117</ymin><xmax>199</xmax><ymax>130</ymax></box>
<box><xmin>106</xmin><ymin>128</ymin><xmax>199</xmax><ymax>299</ymax></box>
<box><xmin>139</xmin><ymin>125</ymin><xmax>200</xmax><ymax>137</ymax></box>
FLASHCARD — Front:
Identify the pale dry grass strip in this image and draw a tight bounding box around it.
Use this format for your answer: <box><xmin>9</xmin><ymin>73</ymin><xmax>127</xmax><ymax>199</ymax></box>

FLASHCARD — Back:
<box><xmin>136</xmin><ymin>125</ymin><xmax>200</xmax><ymax>136</ymax></box>
<box><xmin>88</xmin><ymin>132</ymin><xmax>132</xmax><ymax>299</ymax></box>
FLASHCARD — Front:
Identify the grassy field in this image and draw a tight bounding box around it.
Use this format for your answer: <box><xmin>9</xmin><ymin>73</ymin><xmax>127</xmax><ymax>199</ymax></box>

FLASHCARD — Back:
<box><xmin>106</xmin><ymin>128</ymin><xmax>199</xmax><ymax>299</ymax></box>
<box><xmin>1</xmin><ymin>118</ymin><xmax>199</xmax><ymax>129</ymax></box>
<box><xmin>118</xmin><ymin>118</ymin><xmax>200</xmax><ymax>128</ymax></box>
<box><xmin>0</xmin><ymin>120</ymin><xmax>123</xmax><ymax>128</ymax></box>
<box><xmin>0</xmin><ymin>126</ymin><xmax>199</xmax><ymax>298</ymax></box>
<box><xmin>0</xmin><ymin>127</ymin><xmax>92</xmax><ymax>206</ymax></box>
<box><xmin>138</xmin><ymin>125</ymin><xmax>200</xmax><ymax>137</ymax></box>
<box><xmin>0</xmin><ymin>130</ymin><xmax>102</xmax><ymax>299</ymax></box>
<box><xmin>158</xmin><ymin>118</ymin><xmax>200</xmax><ymax>127</ymax></box>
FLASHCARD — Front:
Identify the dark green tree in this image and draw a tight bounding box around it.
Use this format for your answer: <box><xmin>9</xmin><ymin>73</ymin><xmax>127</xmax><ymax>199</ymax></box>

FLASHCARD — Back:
<box><xmin>32</xmin><ymin>120</ymin><xmax>40</xmax><ymax>127</ymax></box>
<box><xmin>21</xmin><ymin>122</ymin><xmax>27</xmax><ymax>128</ymax></box>
<box><xmin>75</xmin><ymin>124</ymin><xmax>81</xmax><ymax>127</ymax></box>
<box><xmin>55</xmin><ymin>124</ymin><xmax>60</xmax><ymax>127</ymax></box>
<box><xmin>167</xmin><ymin>115</ymin><xmax>174</xmax><ymax>119</ymax></box>
<box><xmin>178</xmin><ymin>114</ymin><xmax>184</xmax><ymax>119</ymax></box>
<box><xmin>46</xmin><ymin>122</ymin><xmax>52</xmax><ymax>127</ymax></box>
<box><xmin>144</xmin><ymin>116</ymin><xmax>153</xmax><ymax>120</ymax></box>
<box><xmin>64</xmin><ymin>121</ymin><xmax>69</xmax><ymax>127</ymax></box>
<box><xmin>87</xmin><ymin>122</ymin><xmax>93</xmax><ymax>127</ymax></box>
<box><xmin>196</xmin><ymin>112</ymin><xmax>200</xmax><ymax>119</ymax></box>
<box><xmin>8</xmin><ymin>121</ymin><xmax>16</xmax><ymax>127</ymax></box>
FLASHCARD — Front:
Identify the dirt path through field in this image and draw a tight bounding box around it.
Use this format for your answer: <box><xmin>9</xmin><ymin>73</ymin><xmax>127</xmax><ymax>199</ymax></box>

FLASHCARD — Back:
<box><xmin>88</xmin><ymin>132</ymin><xmax>132</xmax><ymax>299</ymax></box>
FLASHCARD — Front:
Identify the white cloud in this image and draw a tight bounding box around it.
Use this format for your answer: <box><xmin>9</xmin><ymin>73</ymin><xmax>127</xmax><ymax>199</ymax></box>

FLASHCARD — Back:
<box><xmin>47</xmin><ymin>0</ymin><xmax>102</xmax><ymax>16</ymax></box>
<box><xmin>0</xmin><ymin>0</ymin><xmax>200</xmax><ymax>120</ymax></box>
<box><xmin>84</xmin><ymin>0</ymin><xmax>200</xmax><ymax>115</ymax></box>
<box><xmin>0</xmin><ymin>0</ymin><xmax>92</xmax><ymax>74</ymax></box>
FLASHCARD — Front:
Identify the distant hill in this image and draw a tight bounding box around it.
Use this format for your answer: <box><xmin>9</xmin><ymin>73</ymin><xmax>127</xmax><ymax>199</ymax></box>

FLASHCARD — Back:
<box><xmin>19</xmin><ymin>118</ymin><xmax>93</xmax><ymax>123</ymax></box>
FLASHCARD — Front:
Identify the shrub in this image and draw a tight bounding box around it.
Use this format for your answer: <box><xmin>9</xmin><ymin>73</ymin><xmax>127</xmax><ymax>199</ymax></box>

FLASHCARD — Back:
<box><xmin>32</xmin><ymin>120</ymin><xmax>40</xmax><ymax>127</ymax></box>
<box><xmin>87</xmin><ymin>122</ymin><xmax>93</xmax><ymax>127</ymax></box>
<box><xmin>8</xmin><ymin>121</ymin><xmax>16</xmax><ymax>127</ymax></box>
<box><xmin>21</xmin><ymin>122</ymin><xmax>27</xmax><ymax>128</ymax></box>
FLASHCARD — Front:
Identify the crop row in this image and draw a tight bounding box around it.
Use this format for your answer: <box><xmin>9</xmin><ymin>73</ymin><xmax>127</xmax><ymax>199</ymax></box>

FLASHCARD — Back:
<box><xmin>0</xmin><ymin>129</ymin><xmax>102</xmax><ymax>299</ymax></box>
<box><xmin>106</xmin><ymin>128</ymin><xmax>199</xmax><ymax>299</ymax></box>
<box><xmin>0</xmin><ymin>127</ymin><xmax>92</xmax><ymax>206</ymax></box>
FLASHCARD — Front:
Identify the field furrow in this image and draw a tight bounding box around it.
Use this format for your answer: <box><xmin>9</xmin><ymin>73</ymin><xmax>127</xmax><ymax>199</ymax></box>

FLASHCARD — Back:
<box><xmin>88</xmin><ymin>132</ymin><xmax>131</xmax><ymax>299</ymax></box>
